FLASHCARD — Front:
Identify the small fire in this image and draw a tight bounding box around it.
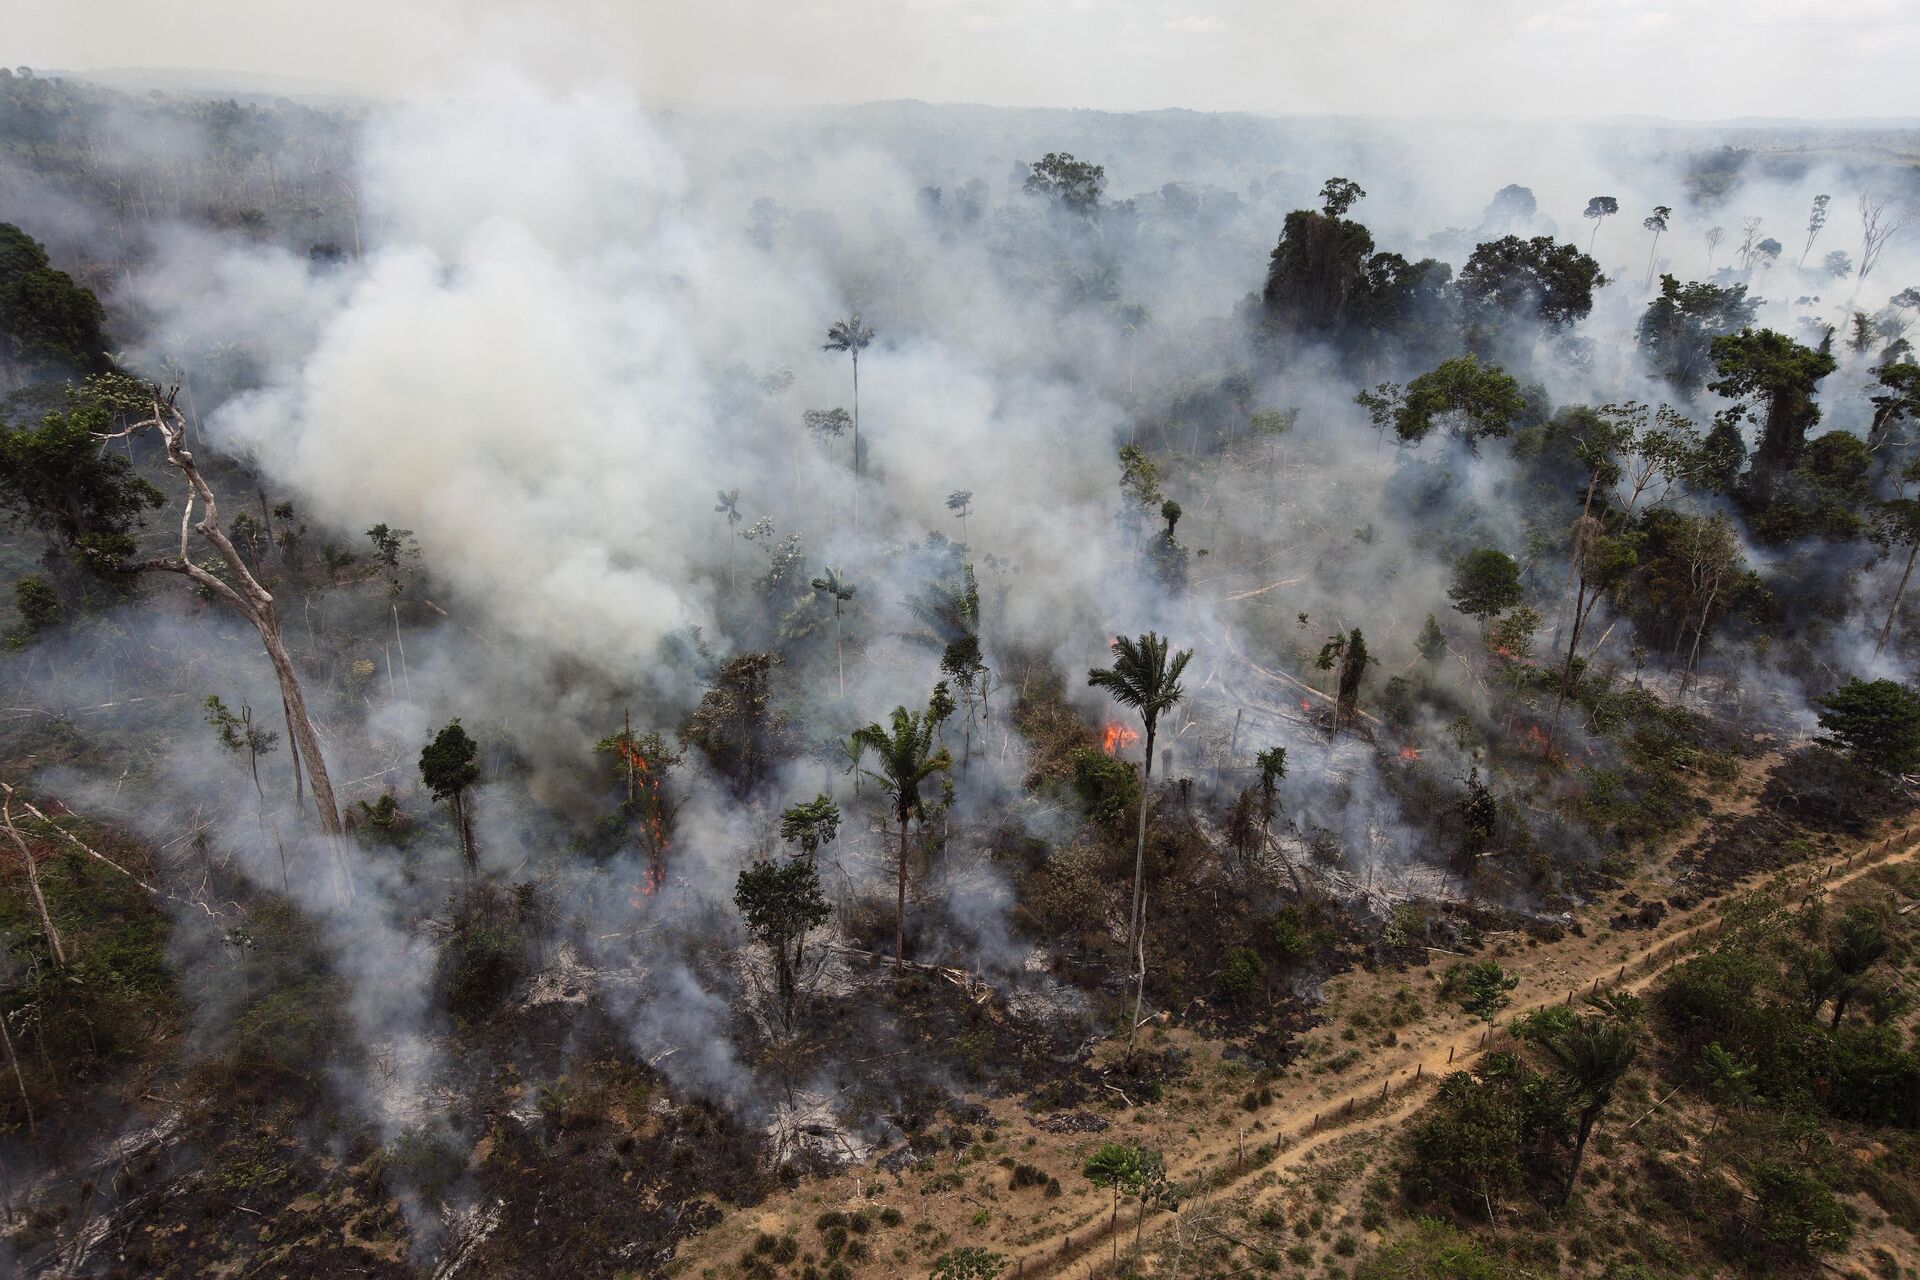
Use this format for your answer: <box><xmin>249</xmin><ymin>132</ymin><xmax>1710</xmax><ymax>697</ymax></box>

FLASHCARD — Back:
<box><xmin>1399</xmin><ymin>746</ymin><xmax>1423</xmax><ymax>761</ymax></box>
<box><xmin>1101</xmin><ymin>722</ymin><xmax>1141</xmax><ymax>755</ymax></box>
<box><xmin>1301</xmin><ymin>699</ymin><xmax>1313</xmax><ymax>713</ymax></box>
<box><xmin>630</xmin><ymin>863</ymin><xmax>668</xmax><ymax>907</ymax></box>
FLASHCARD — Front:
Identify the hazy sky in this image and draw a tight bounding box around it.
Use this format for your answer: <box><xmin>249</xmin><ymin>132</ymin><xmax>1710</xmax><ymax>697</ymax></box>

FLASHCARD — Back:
<box><xmin>15</xmin><ymin>0</ymin><xmax>1920</xmax><ymax>119</ymax></box>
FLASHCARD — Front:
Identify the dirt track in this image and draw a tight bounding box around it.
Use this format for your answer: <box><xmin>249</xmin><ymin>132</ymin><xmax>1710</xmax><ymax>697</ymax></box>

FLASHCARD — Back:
<box><xmin>1014</xmin><ymin>819</ymin><xmax>1920</xmax><ymax>1278</ymax></box>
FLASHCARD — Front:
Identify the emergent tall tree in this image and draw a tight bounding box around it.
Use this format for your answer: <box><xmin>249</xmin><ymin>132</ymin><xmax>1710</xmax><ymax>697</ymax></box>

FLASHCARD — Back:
<box><xmin>823</xmin><ymin>313</ymin><xmax>875</xmax><ymax>529</ymax></box>
<box><xmin>1641</xmin><ymin>205</ymin><xmax>1671</xmax><ymax>287</ymax></box>
<box><xmin>853</xmin><ymin>694</ymin><xmax>953</xmax><ymax>970</ymax></box>
<box><xmin>1088</xmin><ymin>631</ymin><xmax>1193</xmax><ymax>1057</ymax></box>
<box><xmin>57</xmin><ymin>378</ymin><xmax>351</xmax><ymax>893</ymax></box>
<box><xmin>1582</xmin><ymin>196</ymin><xmax>1619</xmax><ymax>253</ymax></box>
<box><xmin>810</xmin><ymin>567</ymin><xmax>856</xmax><ymax>696</ymax></box>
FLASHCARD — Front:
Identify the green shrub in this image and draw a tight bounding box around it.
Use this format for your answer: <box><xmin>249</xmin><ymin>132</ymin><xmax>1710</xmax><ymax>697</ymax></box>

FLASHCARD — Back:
<box><xmin>1220</xmin><ymin>947</ymin><xmax>1263</xmax><ymax>1003</ymax></box>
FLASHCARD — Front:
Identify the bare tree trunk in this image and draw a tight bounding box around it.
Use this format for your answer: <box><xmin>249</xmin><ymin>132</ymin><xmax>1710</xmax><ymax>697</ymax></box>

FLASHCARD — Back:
<box><xmin>282</xmin><ymin>693</ymin><xmax>306</xmax><ymax>814</ymax></box>
<box><xmin>3</xmin><ymin>798</ymin><xmax>65</xmax><ymax>966</ymax></box>
<box><xmin>1126</xmin><ymin>890</ymin><xmax>1148</xmax><ymax>1061</ymax></box>
<box><xmin>1681</xmin><ymin>581</ymin><xmax>1721</xmax><ymax>697</ymax></box>
<box><xmin>1877</xmin><ymin>542</ymin><xmax>1918</xmax><ymax>657</ymax></box>
<box><xmin>851</xmin><ymin>351</ymin><xmax>862</xmax><ymax>534</ymax></box>
<box><xmin>0</xmin><ymin>1012</ymin><xmax>32</xmax><ymax>1137</ymax></box>
<box><xmin>107</xmin><ymin>392</ymin><xmax>352</xmax><ymax>900</ymax></box>
<box><xmin>1124</xmin><ymin>725</ymin><xmax>1155</xmax><ymax>1061</ymax></box>
<box><xmin>392</xmin><ymin>602</ymin><xmax>412</xmax><ymax>698</ymax></box>
<box><xmin>895</xmin><ymin>811</ymin><xmax>908</xmax><ymax>972</ymax></box>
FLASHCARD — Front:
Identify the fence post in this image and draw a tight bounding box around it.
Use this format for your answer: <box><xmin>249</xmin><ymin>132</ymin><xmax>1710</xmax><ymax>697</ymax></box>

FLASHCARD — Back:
<box><xmin>1447</xmin><ymin>1044</ymin><xmax>1454</xmax><ymax>1064</ymax></box>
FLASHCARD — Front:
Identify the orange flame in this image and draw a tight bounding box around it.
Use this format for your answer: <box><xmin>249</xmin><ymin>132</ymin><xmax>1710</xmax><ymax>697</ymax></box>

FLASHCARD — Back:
<box><xmin>629</xmin><ymin>863</ymin><xmax>668</xmax><ymax>907</ymax></box>
<box><xmin>1399</xmin><ymin>746</ymin><xmax>1422</xmax><ymax>761</ymax></box>
<box><xmin>1101</xmin><ymin>722</ymin><xmax>1141</xmax><ymax>755</ymax></box>
<box><xmin>1301</xmin><ymin>699</ymin><xmax>1313</xmax><ymax>713</ymax></box>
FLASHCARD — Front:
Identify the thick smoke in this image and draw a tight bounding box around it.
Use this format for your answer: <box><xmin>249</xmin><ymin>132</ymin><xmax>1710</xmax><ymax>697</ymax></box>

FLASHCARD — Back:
<box><xmin>7</xmin><ymin>58</ymin><xmax>1920</xmax><ymax>1242</ymax></box>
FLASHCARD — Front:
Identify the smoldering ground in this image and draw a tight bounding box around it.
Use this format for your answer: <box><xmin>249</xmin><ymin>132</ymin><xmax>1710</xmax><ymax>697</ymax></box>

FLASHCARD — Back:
<box><xmin>5</xmin><ymin>60</ymin><xmax>1920</xmax><ymax>1271</ymax></box>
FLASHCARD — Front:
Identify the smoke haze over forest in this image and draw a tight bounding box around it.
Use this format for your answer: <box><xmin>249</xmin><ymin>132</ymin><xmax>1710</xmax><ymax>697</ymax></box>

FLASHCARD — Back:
<box><xmin>4</xmin><ymin>5</ymin><xmax>1920</xmax><ymax>1278</ymax></box>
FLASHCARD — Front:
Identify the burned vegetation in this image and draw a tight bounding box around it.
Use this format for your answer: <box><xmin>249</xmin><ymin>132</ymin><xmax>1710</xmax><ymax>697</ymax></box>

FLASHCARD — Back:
<box><xmin>2</xmin><ymin>63</ymin><xmax>1920</xmax><ymax>1280</ymax></box>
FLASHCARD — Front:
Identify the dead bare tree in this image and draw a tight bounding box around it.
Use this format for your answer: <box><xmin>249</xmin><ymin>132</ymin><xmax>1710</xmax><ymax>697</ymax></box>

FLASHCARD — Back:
<box><xmin>93</xmin><ymin>380</ymin><xmax>352</xmax><ymax>898</ymax></box>
<box><xmin>1858</xmin><ymin>194</ymin><xmax>1911</xmax><ymax>283</ymax></box>
<box><xmin>3</xmin><ymin>796</ymin><xmax>65</xmax><ymax>967</ymax></box>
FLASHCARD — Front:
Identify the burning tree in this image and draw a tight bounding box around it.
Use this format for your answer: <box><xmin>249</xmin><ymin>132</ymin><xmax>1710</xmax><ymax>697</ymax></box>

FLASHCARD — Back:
<box><xmin>597</xmin><ymin>722</ymin><xmax>683</xmax><ymax>887</ymax></box>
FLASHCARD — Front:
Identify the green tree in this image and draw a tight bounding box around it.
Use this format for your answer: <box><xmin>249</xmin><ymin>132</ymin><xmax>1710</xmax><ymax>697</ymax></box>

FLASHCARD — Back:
<box><xmin>1081</xmin><ymin>1143</ymin><xmax>1158</xmax><ymax>1266</ymax></box>
<box><xmin>929</xmin><ymin>1247</ymin><xmax>1005</xmax><ymax>1280</ymax></box>
<box><xmin>0</xmin><ymin>394</ymin><xmax>165</xmax><ymax>562</ymax></box>
<box><xmin>1458</xmin><ymin>768</ymin><xmax>1497</xmax><ymax>869</ymax></box>
<box><xmin>1335</xmin><ymin>627</ymin><xmax>1369</xmax><ymax>731</ymax></box>
<box><xmin>0</xmin><ymin>221</ymin><xmax>110</xmax><ymax>381</ymax></box>
<box><xmin>1262</xmin><ymin>179</ymin><xmax>1375</xmax><ymax>332</ymax></box>
<box><xmin>1641</xmin><ymin>205</ymin><xmax>1672</xmax><ymax>286</ymax></box>
<box><xmin>1392</xmin><ymin>355</ymin><xmax>1529</xmax><ymax>448</ymax></box>
<box><xmin>10</xmin><ymin>573</ymin><xmax>60</xmax><ymax>640</ymax></box>
<box><xmin>1319</xmin><ymin>177</ymin><xmax>1366</xmax><ymax>217</ymax></box>
<box><xmin>853</xmin><ymin>694</ymin><xmax>953</xmax><ymax>970</ymax></box>
<box><xmin>1868</xmin><ymin>360</ymin><xmax>1920</xmax><ymax>447</ymax></box>
<box><xmin>1457</xmin><ymin>234</ymin><xmax>1606</xmax><ymax>329</ymax></box>
<box><xmin>1453</xmin><ymin>958</ymin><xmax>1517</xmax><ymax>1022</ymax></box>
<box><xmin>803</xmin><ymin>406</ymin><xmax>850</xmax><ymax>459</ymax></box>
<box><xmin>1023</xmin><ymin>152</ymin><xmax>1106</xmax><ymax>214</ymax></box>
<box><xmin>1637</xmin><ymin>275</ymin><xmax>1759</xmax><ymax>394</ymax></box>
<box><xmin>1815</xmin><ymin>678</ymin><xmax>1920</xmax><ymax>776</ymax></box>
<box><xmin>1540</xmin><ymin>1015</ymin><xmax>1635</xmax><ymax>1202</ymax></box>
<box><xmin>946</xmin><ymin>488</ymin><xmax>973</xmax><ymax>540</ymax></box>
<box><xmin>1447</xmin><ymin>548</ymin><xmax>1523</xmax><ymax>631</ymax></box>
<box><xmin>1821</xmin><ymin>906</ymin><xmax>1890</xmax><ymax>1028</ymax></box>
<box><xmin>1087</xmin><ymin>631</ymin><xmax>1193</xmax><ymax>1057</ymax></box>
<box><xmin>1707</xmin><ymin>327</ymin><xmax>1836</xmax><ymax>491</ymax></box>
<box><xmin>1416</xmin><ymin>612</ymin><xmax>1447</xmax><ymax>670</ymax></box>
<box><xmin>779</xmin><ymin>793</ymin><xmax>841</xmax><ymax>861</ymax></box>
<box><xmin>734</xmin><ymin>856</ymin><xmax>831</xmax><ymax>1025</ymax></box>
<box><xmin>420</xmin><ymin>719</ymin><xmax>481</xmax><ymax>877</ymax></box>
<box><xmin>1582</xmin><ymin>195</ymin><xmax>1619</xmax><ymax>252</ymax></box>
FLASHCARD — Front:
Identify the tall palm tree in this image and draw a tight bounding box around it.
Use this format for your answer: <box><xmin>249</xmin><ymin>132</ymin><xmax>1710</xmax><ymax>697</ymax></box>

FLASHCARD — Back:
<box><xmin>714</xmin><ymin>489</ymin><xmax>742</xmax><ymax>590</ymax></box>
<box><xmin>853</xmin><ymin>700</ymin><xmax>952</xmax><ymax>970</ymax></box>
<box><xmin>810</xmin><ymin>568</ymin><xmax>856</xmax><ymax>697</ymax></box>
<box><xmin>1087</xmin><ymin>631</ymin><xmax>1193</xmax><ymax>1057</ymax></box>
<box><xmin>823</xmin><ymin>313</ymin><xmax>875</xmax><ymax>529</ymax></box>
<box><xmin>1542</xmin><ymin>1016</ymin><xmax>1635</xmax><ymax>1203</ymax></box>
